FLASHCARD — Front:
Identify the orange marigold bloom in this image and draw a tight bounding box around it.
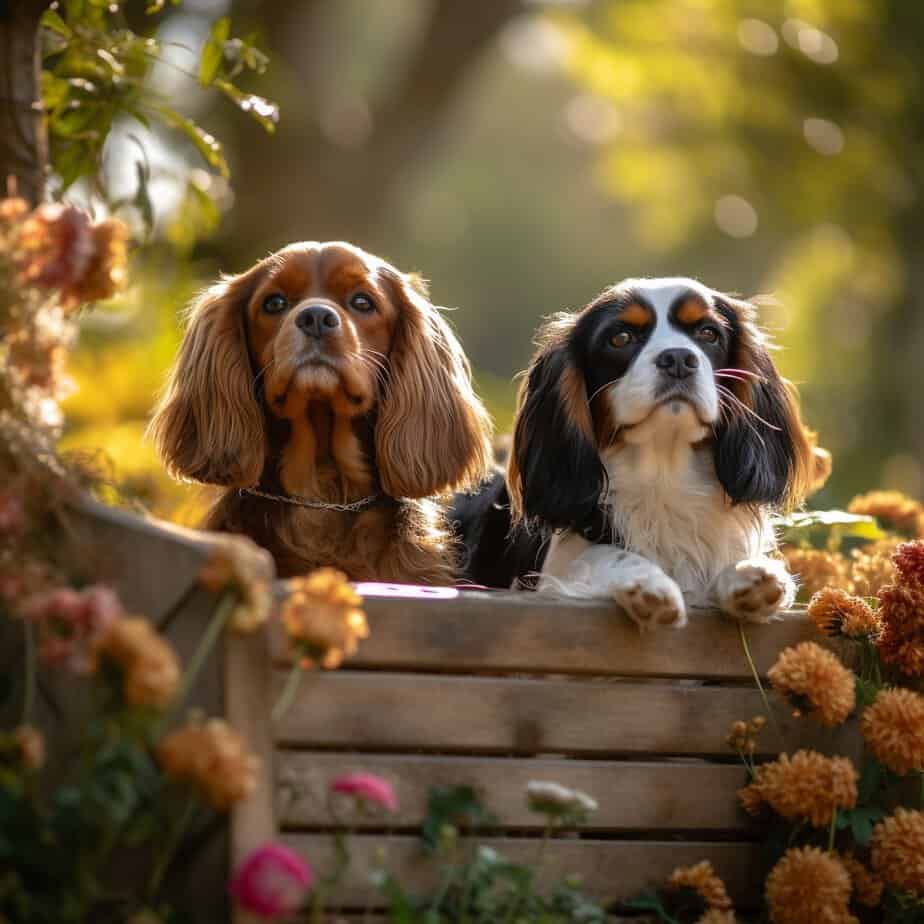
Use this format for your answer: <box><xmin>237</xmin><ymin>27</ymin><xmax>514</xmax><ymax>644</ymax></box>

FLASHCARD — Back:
<box><xmin>668</xmin><ymin>860</ymin><xmax>732</xmax><ymax>911</ymax></box>
<box><xmin>199</xmin><ymin>538</ymin><xmax>275</xmax><ymax>634</ymax></box>
<box><xmin>280</xmin><ymin>568</ymin><xmax>368</xmax><ymax>669</ymax></box>
<box><xmin>765</xmin><ymin>847</ymin><xmax>856</xmax><ymax>924</ymax></box>
<box><xmin>848</xmin><ymin>490</ymin><xmax>923</xmax><ymax>535</ymax></box>
<box><xmin>738</xmin><ymin>750</ymin><xmax>857</xmax><ymax>827</ymax></box>
<box><xmin>768</xmin><ymin>642</ymin><xmax>855</xmax><ymax>726</ymax></box>
<box><xmin>860</xmin><ymin>687</ymin><xmax>924</xmax><ymax>775</ymax></box>
<box><xmin>806</xmin><ymin>588</ymin><xmax>880</xmax><ymax>641</ymax></box>
<box><xmin>848</xmin><ymin>538</ymin><xmax>899</xmax><ymax>598</ymax></box>
<box><xmin>876</xmin><ymin>581</ymin><xmax>924</xmax><ymax>678</ymax></box>
<box><xmin>870</xmin><ymin>809</ymin><xmax>924</xmax><ymax>896</ymax></box>
<box><xmin>836</xmin><ymin>852</ymin><xmax>883</xmax><ymax>908</ymax></box>
<box><xmin>157</xmin><ymin>716</ymin><xmax>259</xmax><ymax>810</ymax></box>
<box><xmin>893</xmin><ymin>539</ymin><xmax>924</xmax><ymax>586</ymax></box>
<box><xmin>782</xmin><ymin>547</ymin><xmax>850</xmax><ymax>599</ymax></box>
<box><xmin>93</xmin><ymin>617</ymin><xmax>180</xmax><ymax>709</ymax></box>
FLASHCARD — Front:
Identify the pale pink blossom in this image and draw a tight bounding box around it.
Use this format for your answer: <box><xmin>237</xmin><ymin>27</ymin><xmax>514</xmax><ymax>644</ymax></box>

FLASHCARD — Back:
<box><xmin>229</xmin><ymin>843</ymin><xmax>313</xmax><ymax>919</ymax></box>
<box><xmin>331</xmin><ymin>772</ymin><xmax>399</xmax><ymax>812</ymax></box>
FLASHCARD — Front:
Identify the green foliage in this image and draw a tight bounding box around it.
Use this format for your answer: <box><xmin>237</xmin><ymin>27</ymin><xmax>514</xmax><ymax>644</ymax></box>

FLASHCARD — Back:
<box><xmin>775</xmin><ymin>508</ymin><xmax>885</xmax><ymax>550</ymax></box>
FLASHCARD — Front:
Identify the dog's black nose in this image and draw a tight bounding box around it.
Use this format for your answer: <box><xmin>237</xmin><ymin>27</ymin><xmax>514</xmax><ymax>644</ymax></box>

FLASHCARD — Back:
<box><xmin>655</xmin><ymin>348</ymin><xmax>699</xmax><ymax>379</ymax></box>
<box><xmin>296</xmin><ymin>305</ymin><xmax>341</xmax><ymax>338</ymax></box>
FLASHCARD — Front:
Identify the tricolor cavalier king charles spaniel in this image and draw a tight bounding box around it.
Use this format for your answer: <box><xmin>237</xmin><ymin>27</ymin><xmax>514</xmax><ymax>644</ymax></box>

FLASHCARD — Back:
<box><xmin>150</xmin><ymin>241</ymin><xmax>492</xmax><ymax>583</ymax></box>
<box><xmin>455</xmin><ymin>277</ymin><xmax>823</xmax><ymax>628</ymax></box>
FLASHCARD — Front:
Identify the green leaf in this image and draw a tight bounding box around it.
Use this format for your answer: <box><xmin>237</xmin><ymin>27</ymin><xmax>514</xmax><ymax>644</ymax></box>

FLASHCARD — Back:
<box><xmin>214</xmin><ymin>79</ymin><xmax>279</xmax><ymax>132</ymax></box>
<box><xmin>858</xmin><ymin>757</ymin><xmax>883</xmax><ymax>803</ymax></box>
<box><xmin>157</xmin><ymin>107</ymin><xmax>230</xmax><ymax>178</ymax></box>
<box><xmin>421</xmin><ymin>786</ymin><xmax>497</xmax><ymax>853</ymax></box>
<box><xmin>41</xmin><ymin>9</ymin><xmax>73</xmax><ymax>38</ymax></box>
<box><xmin>199</xmin><ymin>16</ymin><xmax>230</xmax><ymax>87</ymax></box>
<box><xmin>855</xmin><ymin>675</ymin><xmax>880</xmax><ymax>709</ymax></box>
<box><xmin>774</xmin><ymin>509</ymin><xmax>885</xmax><ymax>551</ymax></box>
<box><xmin>165</xmin><ymin>179</ymin><xmax>222</xmax><ymax>252</ymax></box>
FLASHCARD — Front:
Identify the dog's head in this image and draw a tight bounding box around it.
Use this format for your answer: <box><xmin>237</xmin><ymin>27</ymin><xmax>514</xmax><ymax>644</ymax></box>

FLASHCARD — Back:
<box><xmin>509</xmin><ymin>278</ymin><xmax>819</xmax><ymax>531</ymax></box>
<box><xmin>149</xmin><ymin>241</ymin><xmax>492</xmax><ymax>499</ymax></box>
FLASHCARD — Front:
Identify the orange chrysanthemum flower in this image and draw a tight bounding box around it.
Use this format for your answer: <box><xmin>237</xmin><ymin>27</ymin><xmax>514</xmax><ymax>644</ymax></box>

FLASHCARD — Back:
<box><xmin>782</xmin><ymin>547</ymin><xmax>850</xmax><ymax>599</ymax></box>
<box><xmin>280</xmin><ymin>568</ymin><xmax>368</xmax><ymax>669</ymax></box>
<box><xmin>765</xmin><ymin>847</ymin><xmax>856</xmax><ymax>924</ymax></box>
<box><xmin>870</xmin><ymin>808</ymin><xmax>924</xmax><ymax>896</ymax></box>
<box><xmin>157</xmin><ymin>716</ymin><xmax>260</xmax><ymax>810</ymax></box>
<box><xmin>668</xmin><ymin>860</ymin><xmax>732</xmax><ymax>911</ymax></box>
<box><xmin>848</xmin><ymin>537</ymin><xmax>900</xmax><ymax>598</ymax></box>
<box><xmin>893</xmin><ymin>539</ymin><xmax>924</xmax><ymax>586</ymax></box>
<box><xmin>806</xmin><ymin>588</ymin><xmax>880</xmax><ymax>640</ymax></box>
<box><xmin>737</xmin><ymin>750</ymin><xmax>858</xmax><ymax>827</ymax></box>
<box><xmin>860</xmin><ymin>687</ymin><xmax>924</xmax><ymax>775</ymax></box>
<box><xmin>199</xmin><ymin>538</ymin><xmax>275</xmax><ymax>634</ymax></box>
<box><xmin>768</xmin><ymin>642</ymin><xmax>856</xmax><ymax>725</ymax></box>
<box><xmin>876</xmin><ymin>581</ymin><xmax>924</xmax><ymax>678</ymax></box>
<box><xmin>836</xmin><ymin>852</ymin><xmax>883</xmax><ymax>908</ymax></box>
<box><xmin>848</xmin><ymin>490</ymin><xmax>924</xmax><ymax>535</ymax></box>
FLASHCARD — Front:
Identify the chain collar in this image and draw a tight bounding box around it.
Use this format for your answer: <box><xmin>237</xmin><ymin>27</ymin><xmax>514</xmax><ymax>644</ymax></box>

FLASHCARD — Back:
<box><xmin>239</xmin><ymin>487</ymin><xmax>386</xmax><ymax>513</ymax></box>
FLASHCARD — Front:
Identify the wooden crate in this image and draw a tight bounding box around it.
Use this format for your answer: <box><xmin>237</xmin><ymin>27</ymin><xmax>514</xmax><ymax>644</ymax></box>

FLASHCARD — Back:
<box><xmin>230</xmin><ymin>584</ymin><xmax>853</xmax><ymax>919</ymax></box>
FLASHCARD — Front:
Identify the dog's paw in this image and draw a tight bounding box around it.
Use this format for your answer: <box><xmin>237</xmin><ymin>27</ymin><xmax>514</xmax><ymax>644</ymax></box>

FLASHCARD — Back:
<box><xmin>716</xmin><ymin>559</ymin><xmax>792</xmax><ymax>624</ymax></box>
<box><xmin>616</xmin><ymin>570</ymin><xmax>687</xmax><ymax>631</ymax></box>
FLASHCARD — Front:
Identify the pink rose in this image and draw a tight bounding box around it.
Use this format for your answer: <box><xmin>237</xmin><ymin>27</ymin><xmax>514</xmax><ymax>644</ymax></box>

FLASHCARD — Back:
<box><xmin>229</xmin><ymin>843</ymin><xmax>313</xmax><ymax>919</ymax></box>
<box><xmin>331</xmin><ymin>772</ymin><xmax>399</xmax><ymax>812</ymax></box>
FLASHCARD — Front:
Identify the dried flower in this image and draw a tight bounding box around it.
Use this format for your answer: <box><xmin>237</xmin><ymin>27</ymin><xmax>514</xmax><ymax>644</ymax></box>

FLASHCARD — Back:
<box><xmin>893</xmin><ymin>539</ymin><xmax>924</xmax><ymax>586</ymax></box>
<box><xmin>765</xmin><ymin>847</ymin><xmax>856</xmax><ymax>924</ymax></box>
<box><xmin>525</xmin><ymin>780</ymin><xmax>598</xmax><ymax>822</ymax></box>
<box><xmin>848</xmin><ymin>537</ymin><xmax>900</xmax><ymax>598</ymax></box>
<box><xmin>849</xmin><ymin>490</ymin><xmax>924</xmax><ymax>535</ymax></box>
<box><xmin>330</xmin><ymin>772</ymin><xmax>398</xmax><ymax>813</ymax></box>
<box><xmin>16</xmin><ymin>203</ymin><xmax>95</xmax><ymax>292</ymax></box>
<box><xmin>782</xmin><ymin>547</ymin><xmax>850</xmax><ymax>599</ymax></box>
<box><xmin>726</xmin><ymin>715</ymin><xmax>765</xmax><ymax>755</ymax></box>
<box><xmin>668</xmin><ymin>860</ymin><xmax>732</xmax><ymax>911</ymax></box>
<box><xmin>870</xmin><ymin>808</ymin><xmax>924</xmax><ymax>896</ymax></box>
<box><xmin>93</xmin><ymin>617</ymin><xmax>179</xmax><ymax>709</ymax></box>
<box><xmin>280</xmin><ymin>568</ymin><xmax>368</xmax><ymax>669</ymax></box>
<box><xmin>199</xmin><ymin>538</ymin><xmax>275</xmax><ymax>633</ymax></box>
<box><xmin>25</xmin><ymin>584</ymin><xmax>123</xmax><ymax>673</ymax></box>
<box><xmin>61</xmin><ymin>218</ymin><xmax>128</xmax><ymax>307</ymax></box>
<box><xmin>229</xmin><ymin>842</ymin><xmax>313</xmax><ymax>920</ymax></box>
<box><xmin>13</xmin><ymin>725</ymin><xmax>45</xmax><ymax>771</ymax></box>
<box><xmin>737</xmin><ymin>751</ymin><xmax>858</xmax><ymax>827</ymax></box>
<box><xmin>0</xmin><ymin>196</ymin><xmax>29</xmax><ymax>224</ymax></box>
<box><xmin>806</xmin><ymin>588</ymin><xmax>880</xmax><ymax>641</ymax></box>
<box><xmin>876</xmin><ymin>581</ymin><xmax>924</xmax><ymax>678</ymax></box>
<box><xmin>158</xmin><ymin>716</ymin><xmax>260</xmax><ymax>810</ymax></box>
<box><xmin>835</xmin><ymin>852</ymin><xmax>883</xmax><ymax>908</ymax></box>
<box><xmin>768</xmin><ymin>642</ymin><xmax>856</xmax><ymax>725</ymax></box>
<box><xmin>860</xmin><ymin>687</ymin><xmax>924</xmax><ymax>775</ymax></box>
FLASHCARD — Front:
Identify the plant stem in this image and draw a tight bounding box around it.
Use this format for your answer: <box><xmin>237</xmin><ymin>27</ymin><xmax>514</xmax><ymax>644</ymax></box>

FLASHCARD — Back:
<box><xmin>828</xmin><ymin>810</ymin><xmax>838</xmax><ymax>852</ymax></box>
<box><xmin>738</xmin><ymin>623</ymin><xmax>786</xmax><ymax>751</ymax></box>
<box><xmin>148</xmin><ymin>793</ymin><xmax>197</xmax><ymax>899</ymax></box>
<box><xmin>21</xmin><ymin>618</ymin><xmax>36</xmax><ymax>725</ymax></box>
<box><xmin>157</xmin><ymin>589</ymin><xmax>238</xmax><ymax>733</ymax></box>
<box><xmin>272</xmin><ymin>660</ymin><xmax>305</xmax><ymax>723</ymax></box>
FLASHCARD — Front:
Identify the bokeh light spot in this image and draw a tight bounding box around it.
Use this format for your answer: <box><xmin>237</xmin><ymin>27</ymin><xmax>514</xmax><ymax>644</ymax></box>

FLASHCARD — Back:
<box><xmin>737</xmin><ymin>19</ymin><xmax>779</xmax><ymax>56</ymax></box>
<box><xmin>714</xmin><ymin>195</ymin><xmax>758</xmax><ymax>238</ymax></box>
<box><xmin>803</xmin><ymin>118</ymin><xmax>844</xmax><ymax>156</ymax></box>
<box><xmin>564</xmin><ymin>94</ymin><xmax>623</xmax><ymax>144</ymax></box>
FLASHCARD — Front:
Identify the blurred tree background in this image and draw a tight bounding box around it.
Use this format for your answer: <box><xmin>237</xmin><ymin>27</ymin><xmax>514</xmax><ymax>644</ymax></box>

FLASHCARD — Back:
<box><xmin>58</xmin><ymin>0</ymin><xmax>924</xmax><ymax>522</ymax></box>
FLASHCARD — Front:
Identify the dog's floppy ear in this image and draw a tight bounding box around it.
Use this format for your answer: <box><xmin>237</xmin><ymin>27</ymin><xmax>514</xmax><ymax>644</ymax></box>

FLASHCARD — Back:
<box><xmin>376</xmin><ymin>269</ymin><xmax>493</xmax><ymax>498</ymax></box>
<box><xmin>148</xmin><ymin>266</ymin><xmax>265</xmax><ymax>486</ymax></box>
<box><xmin>713</xmin><ymin>296</ymin><xmax>814</xmax><ymax>510</ymax></box>
<box><xmin>508</xmin><ymin>318</ymin><xmax>606</xmax><ymax>531</ymax></box>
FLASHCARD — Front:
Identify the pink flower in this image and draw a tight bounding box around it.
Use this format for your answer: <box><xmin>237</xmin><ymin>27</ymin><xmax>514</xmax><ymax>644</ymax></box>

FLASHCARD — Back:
<box><xmin>331</xmin><ymin>772</ymin><xmax>399</xmax><ymax>812</ymax></box>
<box><xmin>24</xmin><ymin>584</ymin><xmax>123</xmax><ymax>672</ymax></box>
<box><xmin>0</xmin><ymin>494</ymin><xmax>23</xmax><ymax>533</ymax></box>
<box><xmin>229</xmin><ymin>843</ymin><xmax>313</xmax><ymax>919</ymax></box>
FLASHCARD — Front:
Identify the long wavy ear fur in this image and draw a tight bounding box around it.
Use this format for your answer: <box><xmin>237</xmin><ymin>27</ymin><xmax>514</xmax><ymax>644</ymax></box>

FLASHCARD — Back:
<box><xmin>508</xmin><ymin>317</ymin><xmax>606</xmax><ymax>531</ymax></box>
<box><xmin>148</xmin><ymin>267</ymin><xmax>265</xmax><ymax>486</ymax></box>
<box><xmin>713</xmin><ymin>296</ymin><xmax>814</xmax><ymax>510</ymax></box>
<box><xmin>376</xmin><ymin>269</ymin><xmax>493</xmax><ymax>498</ymax></box>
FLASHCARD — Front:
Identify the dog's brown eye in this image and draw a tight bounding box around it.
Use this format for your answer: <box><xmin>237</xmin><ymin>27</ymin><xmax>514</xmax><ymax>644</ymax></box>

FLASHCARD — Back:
<box><xmin>262</xmin><ymin>294</ymin><xmax>288</xmax><ymax>314</ymax></box>
<box><xmin>697</xmin><ymin>325</ymin><xmax>720</xmax><ymax>343</ymax></box>
<box><xmin>349</xmin><ymin>293</ymin><xmax>375</xmax><ymax>313</ymax></box>
<box><xmin>610</xmin><ymin>331</ymin><xmax>634</xmax><ymax>348</ymax></box>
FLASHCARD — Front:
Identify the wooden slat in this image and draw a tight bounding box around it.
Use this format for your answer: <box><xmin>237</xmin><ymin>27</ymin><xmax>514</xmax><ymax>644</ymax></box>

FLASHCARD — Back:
<box><xmin>274</xmin><ymin>671</ymin><xmax>853</xmax><ymax>757</ymax></box>
<box><xmin>283</xmin><ymin>834</ymin><xmax>763</xmax><ymax>906</ymax></box>
<box><xmin>270</xmin><ymin>584</ymin><xmax>816</xmax><ymax>680</ymax></box>
<box><xmin>277</xmin><ymin>753</ymin><xmax>751</xmax><ymax>832</ymax></box>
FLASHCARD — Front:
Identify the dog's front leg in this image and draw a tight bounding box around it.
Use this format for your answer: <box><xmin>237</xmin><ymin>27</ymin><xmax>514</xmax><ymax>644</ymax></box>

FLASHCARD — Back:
<box><xmin>540</xmin><ymin>543</ymin><xmax>687</xmax><ymax>630</ymax></box>
<box><xmin>714</xmin><ymin>557</ymin><xmax>796</xmax><ymax>624</ymax></box>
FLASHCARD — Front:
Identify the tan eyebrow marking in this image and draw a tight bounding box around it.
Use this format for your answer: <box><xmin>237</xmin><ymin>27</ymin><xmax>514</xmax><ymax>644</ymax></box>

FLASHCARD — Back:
<box><xmin>619</xmin><ymin>301</ymin><xmax>653</xmax><ymax>326</ymax></box>
<box><xmin>675</xmin><ymin>297</ymin><xmax>709</xmax><ymax>325</ymax></box>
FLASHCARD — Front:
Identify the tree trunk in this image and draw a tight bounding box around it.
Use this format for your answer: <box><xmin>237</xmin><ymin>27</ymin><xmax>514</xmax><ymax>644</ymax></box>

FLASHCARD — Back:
<box><xmin>0</xmin><ymin>0</ymin><xmax>48</xmax><ymax>205</ymax></box>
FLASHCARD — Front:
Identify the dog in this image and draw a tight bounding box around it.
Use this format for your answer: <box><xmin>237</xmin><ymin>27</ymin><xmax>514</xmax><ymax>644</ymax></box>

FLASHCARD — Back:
<box><xmin>454</xmin><ymin>277</ymin><xmax>825</xmax><ymax>627</ymax></box>
<box><xmin>150</xmin><ymin>241</ymin><xmax>493</xmax><ymax>582</ymax></box>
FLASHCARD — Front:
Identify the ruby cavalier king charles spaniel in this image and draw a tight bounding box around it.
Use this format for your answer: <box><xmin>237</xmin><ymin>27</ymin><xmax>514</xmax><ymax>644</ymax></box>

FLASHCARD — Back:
<box><xmin>150</xmin><ymin>241</ymin><xmax>493</xmax><ymax>583</ymax></box>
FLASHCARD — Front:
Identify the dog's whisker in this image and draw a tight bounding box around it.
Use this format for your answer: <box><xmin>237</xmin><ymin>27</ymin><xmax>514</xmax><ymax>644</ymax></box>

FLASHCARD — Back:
<box><xmin>587</xmin><ymin>381</ymin><xmax>614</xmax><ymax>404</ymax></box>
<box><xmin>716</xmin><ymin>384</ymin><xmax>779</xmax><ymax>438</ymax></box>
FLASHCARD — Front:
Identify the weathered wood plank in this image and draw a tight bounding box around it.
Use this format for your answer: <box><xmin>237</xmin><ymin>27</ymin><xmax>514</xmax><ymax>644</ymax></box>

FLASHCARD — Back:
<box><xmin>270</xmin><ymin>583</ymin><xmax>815</xmax><ymax>680</ymax></box>
<box><xmin>277</xmin><ymin>753</ymin><xmax>751</xmax><ymax>832</ymax></box>
<box><xmin>283</xmin><ymin>834</ymin><xmax>763</xmax><ymax>906</ymax></box>
<box><xmin>274</xmin><ymin>671</ymin><xmax>852</xmax><ymax>757</ymax></box>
